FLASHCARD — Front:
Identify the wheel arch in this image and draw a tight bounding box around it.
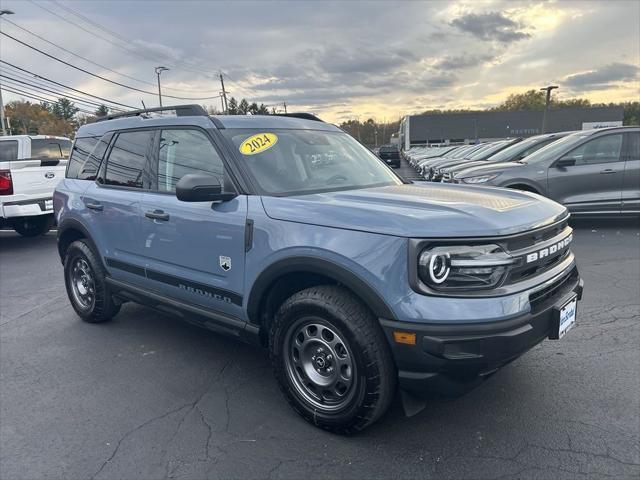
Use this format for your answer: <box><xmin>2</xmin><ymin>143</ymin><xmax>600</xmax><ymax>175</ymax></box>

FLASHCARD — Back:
<box><xmin>247</xmin><ymin>257</ymin><xmax>396</xmax><ymax>335</ymax></box>
<box><xmin>503</xmin><ymin>182</ymin><xmax>542</xmax><ymax>194</ymax></box>
<box><xmin>57</xmin><ymin>218</ymin><xmax>101</xmax><ymax>265</ymax></box>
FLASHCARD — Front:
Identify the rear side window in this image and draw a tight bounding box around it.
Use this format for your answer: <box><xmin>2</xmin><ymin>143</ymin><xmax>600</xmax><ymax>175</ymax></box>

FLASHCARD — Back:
<box><xmin>79</xmin><ymin>133</ymin><xmax>113</xmax><ymax>181</ymax></box>
<box><xmin>624</xmin><ymin>132</ymin><xmax>639</xmax><ymax>160</ymax></box>
<box><xmin>104</xmin><ymin>130</ymin><xmax>154</xmax><ymax>189</ymax></box>
<box><xmin>156</xmin><ymin>129</ymin><xmax>225</xmax><ymax>193</ymax></box>
<box><xmin>66</xmin><ymin>137</ymin><xmax>99</xmax><ymax>179</ymax></box>
<box><xmin>31</xmin><ymin>139</ymin><xmax>72</xmax><ymax>159</ymax></box>
<box><xmin>0</xmin><ymin>140</ymin><xmax>18</xmax><ymax>162</ymax></box>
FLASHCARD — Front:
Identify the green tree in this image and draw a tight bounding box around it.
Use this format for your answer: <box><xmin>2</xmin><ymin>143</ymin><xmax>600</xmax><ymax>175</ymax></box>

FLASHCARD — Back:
<box><xmin>51</xmin><ymin>97</ymin><xmax>79</xmax><ymax>121</ymax></box>
<box><xmin>94</xmin><ymin>104</ymin><xmax>109</xmax><ymax>117</ymax></box>
<box><xmin>238</xmin><ymin>99</ymin><xmax>249</xmax><ymax>115</ymax></box>
<box><xmin>227</xmin><ymin>97</ymin><xmax>238</xmax><ymax>115</ymax></box>
<box><xmin>257</xmin><ymin>103</ymin><xmax>270</xmax><ymax>115</ymax></box>
<box><xmin>248</xmin><ymin>102</ymin><xmax>259</xmax><ymax>115</ymax></box>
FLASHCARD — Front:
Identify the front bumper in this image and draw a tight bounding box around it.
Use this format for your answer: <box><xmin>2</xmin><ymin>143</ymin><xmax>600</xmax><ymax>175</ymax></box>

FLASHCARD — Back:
<box><xmin>380</xmin><ymin>267</ymin><xmax>583</xmax><ymax>396</ymax></box>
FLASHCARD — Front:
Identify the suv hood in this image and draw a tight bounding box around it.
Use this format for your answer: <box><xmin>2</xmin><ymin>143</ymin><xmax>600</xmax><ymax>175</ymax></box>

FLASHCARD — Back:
<box><xmin>261</xmin><ymin>183</ymin><xmax>566</xmax><ymax>238</ymax></box>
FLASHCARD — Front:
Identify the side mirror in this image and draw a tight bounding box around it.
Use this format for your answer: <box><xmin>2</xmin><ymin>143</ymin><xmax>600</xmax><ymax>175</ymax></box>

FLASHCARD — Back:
<box><xmin>555</xmin><ymin>157</ymin><xmax>576</xmax><ymax>168</ymax></box>
<box><xmin>175</xmin><ymin>174</ymin><xmax>237</xmax><ymax>202</ymax></box>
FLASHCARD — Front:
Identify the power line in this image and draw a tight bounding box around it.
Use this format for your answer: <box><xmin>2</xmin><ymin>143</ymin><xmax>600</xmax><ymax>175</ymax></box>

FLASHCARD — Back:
<box><xmin>29</xmin><ymin>0</ymin><xmax>224</xmax><ymax>79</ymax></box>
<box><xmin>1</xmin><ymin>85</ymin><xmax>96</xmax><ymax>115</ymax></box>
<box><xmin>1</xmin><ymin>31</ymin><xmax>224</xmax><ymax>101</ymax></box>
<box><xmin>2</xmin><ymin>17</ymin><xmax>227</xmax><ymax>96</ymax></box>
<box><xmin>0</xmin><ymin>75</ymin><xmax>121</xmax><ymax>111</ymax></box>
<box><xmin>0</xmin><ymin>60</ymin><xmax>136</xmax><ymax>109</ymax></box>
<box><xmin>1</xmin><ymin>64</ymin><xmax>125</xmax><ymax>112</ymax></box>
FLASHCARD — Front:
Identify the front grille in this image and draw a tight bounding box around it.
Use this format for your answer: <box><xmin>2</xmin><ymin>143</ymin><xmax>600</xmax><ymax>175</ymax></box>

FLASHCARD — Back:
<box><xmin>529</xmin><ymin>267</ymin><xmax>578</xmax><ymax>312</ymax></box>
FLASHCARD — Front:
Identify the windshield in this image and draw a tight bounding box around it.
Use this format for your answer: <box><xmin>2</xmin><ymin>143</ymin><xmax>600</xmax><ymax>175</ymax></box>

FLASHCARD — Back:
<box><xmin>224</xmin><ymin>129</ymin><xmax>402</xmax><ymax>196</ymax></box>
<box><xmin>465</xmin><ymin>141</ymin><xmax>508</xmax><ymax>160</ymax></box>
<box><xmin>522</xmin><ymin>132</ymin><xmax>589</xmax><ymax>164</ymax></box>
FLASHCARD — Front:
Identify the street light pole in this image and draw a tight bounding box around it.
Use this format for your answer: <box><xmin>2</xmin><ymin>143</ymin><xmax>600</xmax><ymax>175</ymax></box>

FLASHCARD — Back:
<box><xmin>540</xmin><ymin>85</ymin><xmax>559</xmax><ymax>134</ymax></box>
<box><xmin>0</xmin><ymin>9</ymin><xmax>15</xmax><ymax>136</ymax></box>
<box><xmin>155</xmin><ymin>66</ymin><xmax>169</xmax><ymax>107</ymax></box>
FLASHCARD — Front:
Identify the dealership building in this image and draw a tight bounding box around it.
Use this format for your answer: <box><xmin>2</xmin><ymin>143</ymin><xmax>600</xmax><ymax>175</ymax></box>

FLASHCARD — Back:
<box><xmin>399</xmin><ymin>106</ymin><xmax>624</xmax><ymax>149</ymax></box>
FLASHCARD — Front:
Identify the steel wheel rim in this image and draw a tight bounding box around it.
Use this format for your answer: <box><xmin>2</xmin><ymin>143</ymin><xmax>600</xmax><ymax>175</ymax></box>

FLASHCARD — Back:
<box><xmin>71</xmin><ymin>257</ymin><xmax>95</xmax><ymax>310</ymax></box>
<box><xmin>283</xmin><ymin>318</ymin><xmax>357</xmax><ymax>412</ymax></box>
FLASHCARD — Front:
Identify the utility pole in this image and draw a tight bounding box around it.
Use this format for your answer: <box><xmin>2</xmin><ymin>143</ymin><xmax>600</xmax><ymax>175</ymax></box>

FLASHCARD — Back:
<box><xmin>540</xmin><ymin>85</ymin><xmax>558</xmax><ymax>134</ymax></box>
<box><xmin>0</xmin><ymin>84</ymin><xmax>6</xmax><ymax>136</ymax></box>
<box><xmin>219</xmin><ymin>73</ymin><xmax>228</xmax><ymax>113</ymax></box>
<box><xmin>0</xmin><ymin>9</ymin><xmax>15</xmax><ymax>135</ymax></box>
<box><xmin>283</xmin><ymin>101</ymin><xmax>287</xmax><ymax>114</ymax></box>
<box><xmin>155</xmin><ymin>66</ymin><xmax>169</xmax><ymax>107</ymax></box>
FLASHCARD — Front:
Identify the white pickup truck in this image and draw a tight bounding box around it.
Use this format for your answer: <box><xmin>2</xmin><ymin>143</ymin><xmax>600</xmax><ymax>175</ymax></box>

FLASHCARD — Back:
<box><xmin>0</xmin><ymin>135</ymin><xmax>71</xmax><ymax>236</ymax></box>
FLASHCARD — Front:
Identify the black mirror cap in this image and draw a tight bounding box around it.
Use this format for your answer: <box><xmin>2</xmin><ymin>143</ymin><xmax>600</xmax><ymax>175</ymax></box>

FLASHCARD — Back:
<box><xmin>555</xmin><ymin>158</ymin><xmax>576</xmax><ymax>168</ymax></box>
<box><xmin>175</xmin><ymin>174</ymin><xmax>237</xmax><ymax>202</ymax></box>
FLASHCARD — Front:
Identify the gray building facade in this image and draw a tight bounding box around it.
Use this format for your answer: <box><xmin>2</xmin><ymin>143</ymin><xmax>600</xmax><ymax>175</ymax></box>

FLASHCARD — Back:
<box><xmin>400</xmin><ymin>106</ymin><xmax>624</xmax><ymax>148</ymax></box>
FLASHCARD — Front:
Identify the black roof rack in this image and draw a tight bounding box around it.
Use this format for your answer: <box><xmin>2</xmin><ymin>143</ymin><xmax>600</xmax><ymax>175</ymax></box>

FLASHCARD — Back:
<box><xmin>95</xmin><ymin>104</ymin><xmax>208</xmax><ymax>122</ymax></box>
<box><xmin>273</xmin><ymin>113</ymin><xmax>324</xmax><ymax>122</ymax></box>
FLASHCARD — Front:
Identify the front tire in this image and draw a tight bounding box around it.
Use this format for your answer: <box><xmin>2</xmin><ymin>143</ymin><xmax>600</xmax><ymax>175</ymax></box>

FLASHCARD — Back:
<box><xmin>12</xmin><ymin>215</ymin><xmax>52</xmax><ymax>237</ymax></box>
<box><xmin>269</xmin><ymin>286</ymin><xmax>396</xmax><ymax>434</ymax></box>
<box><xmin>64</xmin><ymin>240</ymin><xmax>120</xmax><ymax>323</ymax></box>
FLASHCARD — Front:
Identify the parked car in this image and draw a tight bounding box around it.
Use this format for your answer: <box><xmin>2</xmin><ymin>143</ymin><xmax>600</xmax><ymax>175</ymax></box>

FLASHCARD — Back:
<box><xmin>377</xmin><ymin>144</ymin><xmax>401</xmax><ymax>168</ymax></box>
<box><xmin>54</xmin><ymin>105</ymin><xmax>583</xmax><ymax>433</ymax></box>
<box><xmin>428</xmin><ymin>139</ymin><xmax>522</xmax><ymax>181</ymax></box>
<box><xmin>441</xmin><ymin>132</ymin><xmax>573</xmax><ymax>182</ymax></box>
<box><xmin>454</xmin><ymin>127</ymin><xmax>639</xmax><ymax>215</ymax></box>
<box><xmin>416</xmin><ymin>143</ymin><xmax>487</xmax><ymax>177</ymax></box>
<box><xmin>0</xmin><ymin>135</ymin><xmax>70</xmax><ymax>236</ymax></box>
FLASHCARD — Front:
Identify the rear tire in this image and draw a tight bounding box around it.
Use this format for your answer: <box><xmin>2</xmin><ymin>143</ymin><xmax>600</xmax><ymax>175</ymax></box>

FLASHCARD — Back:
<box><xmin>269</xmin><ymin>285</ymin><xmax>396</xmax><ymax>434</ymax></box>
<box><xmin>12</xmin><ymin>215</ymin><xmax>52</xmax><ymax>237</ymax></box>
<box><xmin>64</xmin><ymin>239</ymin><xmax>120</xmax><ymax>323</ymax></box>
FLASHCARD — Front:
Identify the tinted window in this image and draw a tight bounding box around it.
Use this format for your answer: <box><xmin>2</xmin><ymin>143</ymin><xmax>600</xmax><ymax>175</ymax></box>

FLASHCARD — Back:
<box><xmin>66</xmin><ymin>137</ymin><xmax>99</xmax><ymax>179</ymax></box>
<box><xmin>0</xmin><ymin>140</ymin><xmax>18</xmax><ymax>162</ymax></box>
<box><xmin>624</xmin><ymin>132</ymin><xmax>639</xmax><ymax>160</ymax></box>
<box><xmin>156</xmin><ymin>129</ymin><xmax>224</xmax><ymax>193</ymax></box>
<box><xmin>79</xmin><ymin>133</ymin><xmax>113</xmax><ymax>181</ymax></box>
<box><xmin>31</xmin><ymin>139</ymin><xmax>72</xmax><ymax>158</ymax></box>
<box><xmin>562</xmin><ymin>134</ymin><xmax>623</xmax><ymax>165</ymax></box>
<box><xmin>104</xmin><ymin>131</ymin><xmax>154</xmax><ymax>188</ymax></box>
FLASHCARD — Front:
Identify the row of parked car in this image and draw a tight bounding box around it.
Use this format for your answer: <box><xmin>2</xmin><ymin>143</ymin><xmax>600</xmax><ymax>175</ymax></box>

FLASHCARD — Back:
<box><xmin>404</xmin><ymin>126</ymin><xmax>639</xmax><ymax>216</ymax></box>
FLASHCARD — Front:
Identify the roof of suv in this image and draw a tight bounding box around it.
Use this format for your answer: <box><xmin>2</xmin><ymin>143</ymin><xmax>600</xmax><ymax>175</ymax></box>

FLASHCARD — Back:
<box><xmin>76</xmin><ymin>113</ymin><xmax>341</xmax><ymax>138</ymax></box>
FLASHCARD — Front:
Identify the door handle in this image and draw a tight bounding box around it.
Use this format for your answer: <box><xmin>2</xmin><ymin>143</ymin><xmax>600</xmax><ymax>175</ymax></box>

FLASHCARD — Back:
<box><xmin>145</xmin><ymin>209</ymin><xmax>170</xmax><ymax>221</ymax></box>
<box><xmin>600</xmin><ymin>169</ymin><xmax>617</xmax><ymax>174</ymax></box>
<box><xmin>86</xmin><ymin>202</ymin><xmax>103</xmax><ymax>211</ymax></box>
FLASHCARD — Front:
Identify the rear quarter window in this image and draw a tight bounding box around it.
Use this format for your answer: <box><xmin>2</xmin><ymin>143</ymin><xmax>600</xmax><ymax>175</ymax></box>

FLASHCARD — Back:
<box><xmin>0</xmin><ymin>140</ymin><xmax>18</xmax><ymax>162</ymax></box>
<box><xmin>66</xmin><ymin>137</ymin><xmax>100</xmax><ymax>179</ymax></box>
<box><xmin>30</xmin><ymin>139</ymin><xmax>72</xmax><ymax>159</ymax></box>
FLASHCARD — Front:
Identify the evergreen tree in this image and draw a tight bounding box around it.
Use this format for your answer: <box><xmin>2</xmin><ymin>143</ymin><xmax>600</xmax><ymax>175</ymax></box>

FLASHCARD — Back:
<box><xmin>238</xmin><ymin>99</ymin><xmax>249</xmax><ymax>115</ymax></box>
<box><xmin>227</xmin><ymin>97</ymin><xmax>238</xmax><ymax>115</ymax></box>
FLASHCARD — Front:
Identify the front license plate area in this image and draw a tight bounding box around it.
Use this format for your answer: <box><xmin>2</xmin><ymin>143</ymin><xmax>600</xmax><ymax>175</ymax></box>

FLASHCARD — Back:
<box><xmin>550</xmin><ymin>295</ymin><xmax>577</xmax><ymax>339</ymax></box>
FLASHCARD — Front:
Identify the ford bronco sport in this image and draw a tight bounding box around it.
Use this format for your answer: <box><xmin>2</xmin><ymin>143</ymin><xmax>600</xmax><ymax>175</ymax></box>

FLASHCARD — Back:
<box><xmin>54</xmin><ymin>105</ymin><xmax>583</xmax><ymax>433</ymax></box>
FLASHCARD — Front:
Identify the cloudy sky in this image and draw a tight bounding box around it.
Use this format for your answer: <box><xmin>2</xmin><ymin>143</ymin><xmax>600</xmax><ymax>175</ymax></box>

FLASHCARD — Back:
<box><xmin>1</xmin><ymin>0</ymin><xmax>638</xmax><ymax>123</ymax></box>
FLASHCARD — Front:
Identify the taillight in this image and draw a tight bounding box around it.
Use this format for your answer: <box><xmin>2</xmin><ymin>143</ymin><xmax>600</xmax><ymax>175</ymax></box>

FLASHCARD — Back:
<box><xmin>0</xmin><ymin>170</ymin><xmax>13</xmax><ymax>195</ymax></box>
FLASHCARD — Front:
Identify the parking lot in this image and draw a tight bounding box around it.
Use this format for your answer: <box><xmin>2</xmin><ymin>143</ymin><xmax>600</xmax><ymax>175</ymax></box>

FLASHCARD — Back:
<box><xmin>0</xmin><ymin>213</ymin><xmax>638</xmax><ymax>480</ymax></box>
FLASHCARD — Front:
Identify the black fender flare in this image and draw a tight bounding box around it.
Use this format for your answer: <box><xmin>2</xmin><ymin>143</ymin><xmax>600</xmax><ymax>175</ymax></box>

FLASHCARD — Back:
<box><xmin>246</xmin><ymin>256</ymin><xmax>396</xmax><ymax>324</ymax></box>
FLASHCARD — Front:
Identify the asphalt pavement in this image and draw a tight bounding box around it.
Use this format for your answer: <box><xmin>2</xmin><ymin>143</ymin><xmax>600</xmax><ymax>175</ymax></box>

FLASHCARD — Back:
<box><xmin>1</xmin><ymin>214</ymin><xmax>639</xmax><ymax>479</ymax></box>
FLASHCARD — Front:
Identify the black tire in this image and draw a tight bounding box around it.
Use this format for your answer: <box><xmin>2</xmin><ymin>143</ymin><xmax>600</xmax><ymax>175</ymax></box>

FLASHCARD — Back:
<box><xmin>269</xmin><ymin>285</ymin><xmax>396</xmax><ymax>434</ymax></box>
<box><xmin>12</xmin><ymin>215</ymin><xmax>52</xmax><ymax>237</ymax></box>
<box><xmin>63</xmin><ymin>239</ymin><xmax>120</xmax><ymax>323</ymax></box>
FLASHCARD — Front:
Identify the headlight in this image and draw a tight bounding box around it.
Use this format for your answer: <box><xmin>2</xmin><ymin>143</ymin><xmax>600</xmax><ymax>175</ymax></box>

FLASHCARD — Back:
<box><xmin>418</xmin><ymin>244</ymin><xmax>516</xmax><ymax>291</ymax></box>
<box><xmin>460</xmin><ymin>174</ymin><xmax>499</xmax><ymax>184</ymax></box>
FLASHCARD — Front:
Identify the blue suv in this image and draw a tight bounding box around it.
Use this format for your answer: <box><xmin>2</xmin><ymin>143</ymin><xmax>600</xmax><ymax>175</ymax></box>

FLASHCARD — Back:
<box><xmin>54</xmin><ymin>105</ymin><xmax>583</xmax><ymax>433</ymax></box>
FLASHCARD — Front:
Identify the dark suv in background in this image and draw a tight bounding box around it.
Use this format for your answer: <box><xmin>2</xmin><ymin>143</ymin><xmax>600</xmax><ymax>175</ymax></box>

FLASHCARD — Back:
<box><xmin>377</xmin><ymin>144</ymin><xmax>401</xmax><ymax>168</ymax></box>
<box><xmin>454</xmin><ymin>127</ymin><xmax>640</xmax><ymax>216</ymax></box>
